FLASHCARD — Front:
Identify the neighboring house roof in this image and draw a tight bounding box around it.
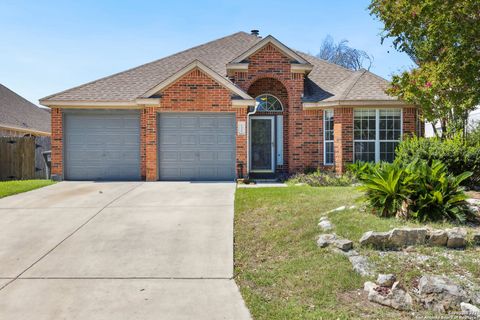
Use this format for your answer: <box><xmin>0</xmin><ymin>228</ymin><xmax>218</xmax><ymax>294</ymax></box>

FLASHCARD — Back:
<box><xmin>0</xmin><ymin>84</ymin><xmax>51</xmax><ymax>134</ymax></box>
<box><xmin>40</xmin><ymin>31</ymin><xmax>398</xmax><ymax>106</ymax></box>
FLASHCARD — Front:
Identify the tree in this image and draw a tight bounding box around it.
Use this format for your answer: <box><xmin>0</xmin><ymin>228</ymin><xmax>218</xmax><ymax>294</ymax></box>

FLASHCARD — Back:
<box><xmin>369</xmin><ymin>0</ymin><xmax>480</xmax><ymax>138</ymax></box>
<box><xmin>317</xmin><ymin>35</ymin><xmax>373</xmax><ymax>71</ymax></box>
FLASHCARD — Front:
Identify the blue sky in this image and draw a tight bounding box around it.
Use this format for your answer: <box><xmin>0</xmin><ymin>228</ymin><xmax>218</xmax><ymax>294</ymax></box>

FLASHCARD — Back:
<box><xmin>0</xmin><ymin>0</ymin><xmax>413</xmax><ymax>106</ymax></box>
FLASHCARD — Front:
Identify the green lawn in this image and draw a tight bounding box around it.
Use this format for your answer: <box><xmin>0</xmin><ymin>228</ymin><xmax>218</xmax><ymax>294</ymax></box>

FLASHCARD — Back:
<box><xmin>234</xmin><ymin>185</ymin><xmax>480</xmax><ymax>319</ymax></box>
<box><xmin>0</xmin><ymin>180</ymin><xmax>55</xmax><ymax>198</ymax></box>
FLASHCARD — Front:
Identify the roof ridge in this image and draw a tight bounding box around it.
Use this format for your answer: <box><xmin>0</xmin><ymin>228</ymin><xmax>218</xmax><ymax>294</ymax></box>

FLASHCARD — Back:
<box><xmin>41</xmin><ymin>31</ymin><xmax>255</xmax><ymax>102</ymax></box>
<box><xmin>340</xmin><ymin>69</ymin><xmax>367</xmax><ymax>100</ymax></box>
<box><xmin>296</xmin><ymin>50</ymin><xmax>355</xmax><ymax>74</ymax></box>
<box><xmin>0</xmin><ymin>83</ymin><xmax>41</xmax><ymax>109</ymax></box>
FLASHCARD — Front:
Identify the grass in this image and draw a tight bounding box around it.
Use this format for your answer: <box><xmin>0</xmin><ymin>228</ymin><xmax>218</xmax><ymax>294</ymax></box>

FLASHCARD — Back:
<box><xmin>0</xmin><ymin>180</ymin><xmax>55</xmax><ymax>198</ymax></box>
<box><xmin>234</xmin><ymin>185</ymin><xmax>480</xmax><ymax>319</ymax></box>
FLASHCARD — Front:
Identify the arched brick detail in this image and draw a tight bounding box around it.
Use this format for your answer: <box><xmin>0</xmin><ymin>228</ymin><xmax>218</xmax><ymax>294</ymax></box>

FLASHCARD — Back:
<box><xmin>246</xmin><ymin>77</ymin><xmax>289</xmax><ymax>173</ymax></box>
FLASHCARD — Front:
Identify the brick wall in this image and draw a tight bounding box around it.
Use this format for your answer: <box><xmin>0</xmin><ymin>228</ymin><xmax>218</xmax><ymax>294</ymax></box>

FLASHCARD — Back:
<box><xmin>142</xmin><ymin>68</ymin><xmax>248</xmax><ymax>181</ymax></box>
<box><xmin>51</xmin><ymin>108</ymin><xmax>63</xmax><ymax>178</ymax></box>
<box><xmin>333</xmin><ymin>107</ymin><xmax>354</xmax><ymax>174</ymax></box>
<box><xmin>231</xmin><ymin>43</ymin><xmax>313</xmax><ymax>173</ymax></box>
<box><xmin>403</xmin><ymin>107</ymin><xmax>417</xmax><ymax>137</ymax></box>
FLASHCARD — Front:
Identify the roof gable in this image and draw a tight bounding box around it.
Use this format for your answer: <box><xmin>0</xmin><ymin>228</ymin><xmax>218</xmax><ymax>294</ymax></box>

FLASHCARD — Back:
<box><xmin>229</xmin><ymin>35</ymin><xmax>311</xmax><ymax>65</ymax></box>
<box><xmin>142</xmin><ymin>60</ymin><xmax>253</xmax><ymax>100</ymax></box>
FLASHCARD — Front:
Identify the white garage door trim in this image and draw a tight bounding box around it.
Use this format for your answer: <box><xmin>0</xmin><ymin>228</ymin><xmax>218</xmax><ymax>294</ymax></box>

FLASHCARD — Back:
<box><xmin>63</xmin><ymin>109</ymin><xmax>141</xmax><ymax>181</ymax></box>
<box><xmin>157</xmin><ymin>112</ymin><xmax>236</xmax><ymax>181</ymax></box>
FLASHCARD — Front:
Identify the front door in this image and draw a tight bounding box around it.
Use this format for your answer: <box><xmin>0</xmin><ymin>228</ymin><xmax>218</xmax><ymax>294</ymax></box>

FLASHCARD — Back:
<box><xmin>250</xmin><ymin>117</ymin><xmax>275</xmax><ymax>172</ymax></box>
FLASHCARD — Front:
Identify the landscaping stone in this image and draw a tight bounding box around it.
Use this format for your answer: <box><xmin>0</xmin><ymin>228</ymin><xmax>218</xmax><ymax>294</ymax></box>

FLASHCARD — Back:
<box><xmin>359</xmin><ymin>231</ymin><xmax>391</xmax><ymax>249</ymax></box>
<box><xmin>318</xmin><ymin>219</ymin><xmax>333</xmax><ymax>231</ymax></box>
<box><xmin>344</xmin><ymin>250</ymin><xmax>374</xmax><ymax>277</ymax></box>
<box><xmin>388</xmin><ymin>228</ymin><xmax>427</xmax><ymax>248</ymax></box>
<box><xmin>317</xmin><ymin>234</ymin><xmax>336</xmax><ymax>248</ymax></box>
<box><xmin>427</xmin><ymin>229</ymin><xmax>448</xmax><ymax>247</ymax></box>
<box><xmin>367</xmin><ymin>281</ymin><xmax>413</xmax><ymax>311</ymax></box>
<box><xmin>473</xmin><ymin>233</ymin><xmax>480</xmax><ymax>246</ymax></box>
<box><xmin>446</xmin><ymin>228</ymin><xmax>467</xmax><ymax>249</ymax></box>
<box><xmin>377</xmin><ymin>274</ymin><xmax>396</xmax><ymax>287</ymax></box>
<box><xmin>461</xmin><ymin>302</ymin><xmax>480</xmax><ymax>316</ymax></box>
<box><xmin>418</xmin><ymin>275</ymin><xmax>470</xmax><ymax>312</ymax></box>
<box><xmin>333</xmin><ymin>239</ymin><xmax>353</xmax><ymax>251</ymax></box>
<box><xmin>364</xmin><ymin>281</ymin><xmax>377</xmax><ymax>293</ymax></box>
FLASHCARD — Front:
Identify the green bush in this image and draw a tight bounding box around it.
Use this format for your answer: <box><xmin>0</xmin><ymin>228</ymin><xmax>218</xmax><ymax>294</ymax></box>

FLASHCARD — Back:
<box><xmin>395</xmin><ymin>136</ymin><xmax>480</xmax><ymax>188</ymax></box>
<box><xmin>287</xmin><ymin>170</ymin><xmax>357</xmax><ymax>187</ymax></box>
<box><xmin>355</xmin><ymin>160</ymin><xmax>474</xmax><ymax>223</ymax></box>
<box><xmin>357</xmin><ymin>162</ymin><xmax>412</xmax><ymax>217</ymax></box>
<box><xmin>406</xmin><ymin>160</ymin><xmax>472</xmax><ymax>223</ymax></box>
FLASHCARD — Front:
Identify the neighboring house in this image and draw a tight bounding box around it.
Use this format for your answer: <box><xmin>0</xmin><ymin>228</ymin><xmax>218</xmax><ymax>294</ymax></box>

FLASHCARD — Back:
<box><xmin>40</xmin><ymin>31</ymin><xmax>421</xmax><ymax>181</ymax></box>
<box><xmin>425</xmin><ymin>107</ymin><xmax>480</xmax><ymax>137</ymax></box>
<box><xmin>0</xmin><ymin>84</ymin><xmax>50</xmax><ymax>136</ymax></box>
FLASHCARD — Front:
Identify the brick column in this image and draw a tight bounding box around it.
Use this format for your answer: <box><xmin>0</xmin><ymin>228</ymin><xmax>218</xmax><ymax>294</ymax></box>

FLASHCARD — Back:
<box><xmin>334</xmin><ymin>107</ymin><xmax>353</xmax><ymax>174</ymax></box>
<box><xmin>145</xmin><ymin>106</ymin><xmax>158</xmax><ymax>181</ymax></box>
<box><xmin>235</xmin><ymin>107</ymin><xmax>248</xmax><ymax>179</ymax></box>
<box><xmin>402</xmin><ymin>107</ymin><xmax>417</xmax><ymax>137</ymax></box>
<box><xmin>51</xmin><ymin>108</ymin><xmax>63</xmax><ymax>179</ymax></box>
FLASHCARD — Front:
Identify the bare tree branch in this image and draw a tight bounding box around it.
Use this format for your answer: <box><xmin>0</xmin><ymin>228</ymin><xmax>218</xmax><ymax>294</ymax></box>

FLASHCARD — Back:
<box><xmin>317</xmin><ymin>35</ymin><xmax>374</xmax><ymax>71</ymax></box>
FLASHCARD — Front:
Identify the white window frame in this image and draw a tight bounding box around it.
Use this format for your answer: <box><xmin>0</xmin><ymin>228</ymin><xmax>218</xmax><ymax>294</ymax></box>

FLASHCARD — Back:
<box><xmin>254</xmin><ymin>94</ymin><xmax>284</xmax><ymax>112</ymax></box>
<box><xmin>353</xmin><ymin>108</ymin><xmax>403</xmax><ymax>163</ymax></box>
<box><xmin>323</xmin><ymin>109</ymin><xmax>334</xmax><ymax>165</ymax></box>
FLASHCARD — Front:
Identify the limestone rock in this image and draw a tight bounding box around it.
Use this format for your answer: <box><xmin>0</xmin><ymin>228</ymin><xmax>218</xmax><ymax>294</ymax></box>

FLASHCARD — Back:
<box><xmin>388</xmin><ymin>228</ymin><xmax>427</xmax><ymax>248</ymax></box>
<box><xmin>347</xmin><ymin>251</ymin><xmax>374</xmax><ymax>277</ymax></box>
<box><xmin>317</xmin><ymin>234</ymin><xmax>336</xmax><ymax>248</ymax></box>
<box><xmin>333</xmin><ymin>238</ymin><xmax>353</xmax><ymax>251</ymax></box>
<box><xmin>377</xmin><ymin>274</ymin><xmax>396</xmax><ymax>287</ymax></box>
<box><xmin>364</xmin><ymin>281</ymin><xmax>377</xmax><ymax>293</ymax></box>
<box><xmin>318</xmin><ymin>220</ymin><xmax>333</xmax><ymax>231</ymax></box>
<box><xmin>368</xmin><ymin>281</ymin><xmax>413</xmax><ymax>311</ymax></box>
<box><xmin>446</xmin><ymin>228</ymin><xmax>467</xmax><ymax>249</ymax></box>
<box><xmin>461</xmin><ymin>302</ymin><xmax>480</xmax><ymax>316</ymax></box>
<box><xmin>473</xmin><ymin>233</ymin><xmax>480</xmax><ymax>246</ymax></box>
<box><xmin>359</xmin><ymin>231</ymin><xmax>391</xmax><ymax>249</ymax></box>
<box><xmin>428</xmin><ymin>229</ymin><xmax>448</xmax><ymax>247</ymax></box>
<box><xmin>418</xmin><ymin>275</ymin><xmax>470</xmax><ymax>312</ymax></box>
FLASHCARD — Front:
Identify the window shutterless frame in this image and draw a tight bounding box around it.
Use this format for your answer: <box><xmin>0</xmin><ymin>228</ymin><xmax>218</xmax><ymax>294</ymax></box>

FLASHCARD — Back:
<box><xmin>353</xmin><ymin>108</ymin><xmax>403</xmax><ymax>163</ymax></box>
<box><xmin>323</xmin><ymin>109</ymin><xmax>334</xmax><ymax>165</ymax></box>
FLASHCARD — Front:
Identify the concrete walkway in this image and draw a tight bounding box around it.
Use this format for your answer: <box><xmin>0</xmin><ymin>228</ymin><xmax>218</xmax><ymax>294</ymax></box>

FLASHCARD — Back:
<box><xmin>0</xmin><ymin>182</ymin><xmax>251</xmax><ymax>320</ymax></box>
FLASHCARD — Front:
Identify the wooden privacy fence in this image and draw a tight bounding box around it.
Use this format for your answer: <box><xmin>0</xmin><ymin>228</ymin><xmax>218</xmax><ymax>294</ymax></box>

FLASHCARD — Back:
<box><xmin>0</xmin><ymin>136</ymin><xmax>51</xmax><ymax>180</ymax></box>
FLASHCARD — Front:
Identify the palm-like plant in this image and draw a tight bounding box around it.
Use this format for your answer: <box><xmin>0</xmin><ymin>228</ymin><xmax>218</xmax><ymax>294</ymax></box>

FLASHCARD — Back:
<box><xmin>358</xmin><ymin>162</ymin><xmax>413</xmax><ymax>217</ymax></box>
<box><xmin>407</xmin><ymin>160</ymin><xmax>472</xmax><ymax>223</ymax></box>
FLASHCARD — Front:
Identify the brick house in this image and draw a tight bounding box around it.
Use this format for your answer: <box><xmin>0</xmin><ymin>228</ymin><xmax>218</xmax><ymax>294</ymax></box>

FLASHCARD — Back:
<box><xmin>40</xmin><ymin>31</ymin><xmax>422</xmax><ymax>181</ymax></box>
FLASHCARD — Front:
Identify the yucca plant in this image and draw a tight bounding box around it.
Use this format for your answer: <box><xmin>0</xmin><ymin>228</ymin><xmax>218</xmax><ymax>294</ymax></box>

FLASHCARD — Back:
<box><xmin>357</xmin><ymin>162</ymin><xmax>414</xmax><ymax>217</ymax></box>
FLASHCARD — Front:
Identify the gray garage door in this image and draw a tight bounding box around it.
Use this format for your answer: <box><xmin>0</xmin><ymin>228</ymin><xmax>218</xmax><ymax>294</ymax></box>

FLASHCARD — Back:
<box><xmin>158</xmin><ymin>113</ymin><xmax>236</xmax><ymax>181</ymax></box>
<box><xmin>64</xmin><ymin>110</ymin><xmax>141</xmax><ymax>180</ymax></box>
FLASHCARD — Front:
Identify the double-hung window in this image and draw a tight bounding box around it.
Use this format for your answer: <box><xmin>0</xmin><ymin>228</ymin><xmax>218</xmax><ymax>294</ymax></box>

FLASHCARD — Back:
<box><xmin>324</xmin><ymin>110</ymin><xmax>334</xmax><ymax>165</ymax></box>
<box><xmin>354</xmin><ymin>109</ymin><xmax>402</xmax><ymax>163</ymax></box>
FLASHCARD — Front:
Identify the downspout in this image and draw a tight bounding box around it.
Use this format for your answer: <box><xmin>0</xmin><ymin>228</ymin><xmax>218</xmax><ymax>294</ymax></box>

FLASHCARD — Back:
<box><xmin>246</xmin><ymin>101</ymin><xmax>260</xmax><ymax>179</ymax></box>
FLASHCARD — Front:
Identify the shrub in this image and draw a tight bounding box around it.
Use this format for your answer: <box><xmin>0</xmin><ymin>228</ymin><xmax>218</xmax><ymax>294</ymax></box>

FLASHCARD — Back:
<box><xmin>406</xmin><ymin>160</ymin><xmax>473</xmax><ymax>223</ymax></box>
<box><xmin>357</xmin><ymin>162</ymin><xmax>413</xmax><ymax>218</ymax></box>
<box><xmin>287</xmin><ymin>170</ymin><xmax>357</xmax><ymax>187</ymax></box>
<box><xmin>356</xmin><ymin>159</ymin><xmax>474</xmax><ymax>223</ymax></box>
<box><xmin>395</xmin><ymin>135</ymin><xmax>480</xmax><ymax>188</ymax></box>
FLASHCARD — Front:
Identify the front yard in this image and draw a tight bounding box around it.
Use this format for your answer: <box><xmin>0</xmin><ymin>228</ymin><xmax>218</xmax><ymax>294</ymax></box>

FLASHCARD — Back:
<box><xmin>234</xmin><ymin>185</ymin><xmax>480</xmax><ymax>319</ymax></box>
<box><xmin>0</xmin><ymin>180</ymin><xmax>55</xmax><ymax>198</ymax></box>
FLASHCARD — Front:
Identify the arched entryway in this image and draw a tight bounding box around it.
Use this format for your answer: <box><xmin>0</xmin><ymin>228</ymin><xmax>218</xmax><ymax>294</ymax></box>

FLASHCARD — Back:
<box><xmin>246</xmin><ymin>78</ymin><xmax>288</xmax><ymax>178</ymax></box>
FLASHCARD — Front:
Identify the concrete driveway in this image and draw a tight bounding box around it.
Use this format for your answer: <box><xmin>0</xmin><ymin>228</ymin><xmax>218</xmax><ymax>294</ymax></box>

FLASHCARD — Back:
<box><xmin>0</xmin><ymin>182</ymin><xmax>250</xmax><ymax>320</ymax></box>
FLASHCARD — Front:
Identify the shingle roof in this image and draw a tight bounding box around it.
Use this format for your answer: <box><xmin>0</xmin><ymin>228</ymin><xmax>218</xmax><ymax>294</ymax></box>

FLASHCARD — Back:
<box><xmin>0</xmin><ymin>84</ymin><xmax>51</xmax><ymax>133</ymax></box>
<box><xmin>41</xmin><ymin>32</ymin><xmax>395</xmax><ymax>104</ymax></box>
